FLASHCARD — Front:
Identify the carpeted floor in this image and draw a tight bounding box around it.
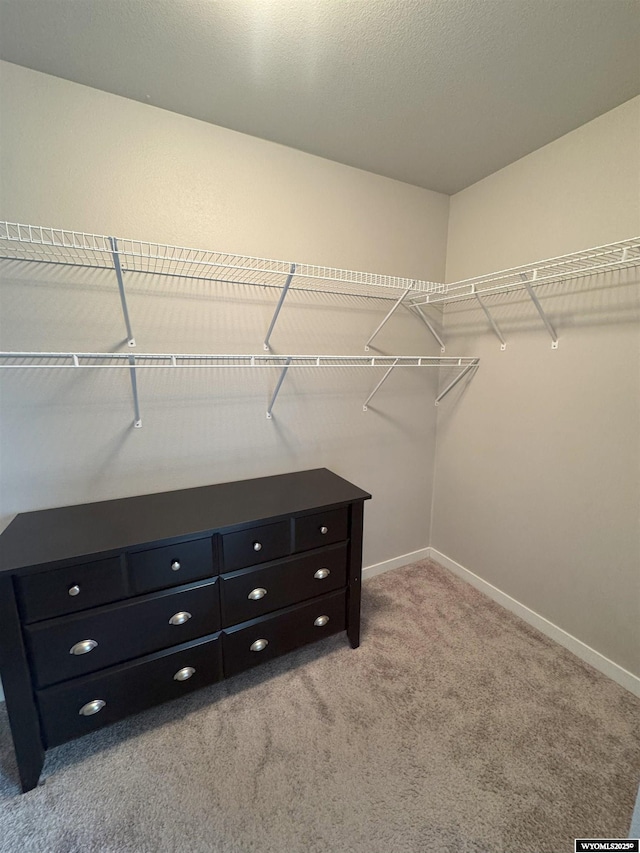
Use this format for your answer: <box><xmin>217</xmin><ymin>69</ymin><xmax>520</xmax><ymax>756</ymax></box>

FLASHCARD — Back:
<box><xmin>1</xmin><ymin>559</ymin><xmax>638</xmax><ymax>853</ymax></box>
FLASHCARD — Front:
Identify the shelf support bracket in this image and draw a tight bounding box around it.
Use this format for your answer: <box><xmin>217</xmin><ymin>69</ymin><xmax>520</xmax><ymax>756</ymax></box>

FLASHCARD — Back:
<box><xmin>362</xmin><ymin>358</ymin><xmax>399</xmax><ymax>411</ymax></box>
<box><xmin>365</xmin><ymin>288</ymin><xmax>412</xmax><ymax>351</ymax></box>
<box><xmin>128</xmin><ymin>354</ymin><xmax>142</xmax><ymax>428</ymax></box>
<box><xmin>474</xmin><ymin>289</ymin><xmax>506</xmax><ymax>350</ymax></box>
<box><xmin>109</xmin><ymin>237</ymin><xmax>136</xmax><ymax>348</ymax></box>
<box><xmin>435</xmin><ymin>360</ymin><xmax>478</xmax><ymax>406</ymax></box>
<box><xmin>520</xmin><ymin>272</ymin><xmax>558</xmax><ymax>348</ymax></box>
<box><xmin>407</xmin><ymin>304</ymin><xmax>446</xmax><ymax>352</ymax></box>
<box><xmin>263</xmin><ymin>263</ymin><xmax>296</xmax><ymax>351</ymax></box>
<box><xmin>266</xmin><ymin>356</ymin><xmax>292</xmax><ymax>419</ymax></box>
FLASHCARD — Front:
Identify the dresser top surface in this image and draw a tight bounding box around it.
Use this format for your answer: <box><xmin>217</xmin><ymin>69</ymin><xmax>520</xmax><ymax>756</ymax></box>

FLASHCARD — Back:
<box><xmin>0</xmin><ymin>468</ymin><xmax>371</xmax><ymax>573</ymax></box>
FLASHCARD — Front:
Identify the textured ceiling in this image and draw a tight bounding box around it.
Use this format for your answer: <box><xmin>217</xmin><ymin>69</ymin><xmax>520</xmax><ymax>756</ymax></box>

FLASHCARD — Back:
<box><xmin>0</xmin><ymin>0</ymin><xmax>638</xmax><ymax>194</ymax></box>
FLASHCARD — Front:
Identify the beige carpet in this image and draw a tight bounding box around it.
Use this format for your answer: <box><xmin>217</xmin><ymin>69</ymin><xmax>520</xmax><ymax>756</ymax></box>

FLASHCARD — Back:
<box><xmin>1</xmin><ymin>559</ymin><xmax>638</xmax><ymax>853</ymax></box>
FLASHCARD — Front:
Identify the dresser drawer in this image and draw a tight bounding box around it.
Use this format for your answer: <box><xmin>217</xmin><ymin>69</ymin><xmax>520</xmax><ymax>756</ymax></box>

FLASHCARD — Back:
<box><xmin>25</xmin><ymin>579</ymin><xmax>220</xmax><ymax>688</ymax></box>
<box><xmin>37</xmin><ymin>634</ymin><xmax>223</xmax><ymax>748</ymax></box>
<box><xmin>221</xmin><ymin>520</ymin><xmax>290</xmax><ymax>572</ymax></box>
<box><xmin>294</xmin><ymin>507</ymin><xmax>348</xmax><ymax>552</ymax></box>
<box><xmin>220</xmin><ymin>543</ymin><xmax>347</xmax><ymax>627</ymax></box>
<box><xmin>16</xmin><ymin>557</ymin><xmax>126</xmax><ymax>624</ymax></box>
<box><xmin>222</xmin><ymin>590</ymin><xmax>346</xmax><ymax>678</ymax></box>
<box><xmin>128</xmin><ymin>536</ymin><xmax>216</xmax><ymax>595</ymax></box>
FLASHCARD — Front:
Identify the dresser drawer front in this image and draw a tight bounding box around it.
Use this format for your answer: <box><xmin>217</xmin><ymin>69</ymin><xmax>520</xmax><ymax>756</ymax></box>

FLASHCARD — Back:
<box><xmin>37</xmin><ymin>634</ymin><xmax>223</xmax><ymax>748</ymax></box>
<box><xmin>222</xmin><ymin>590</ymin><xmax>346</xmax><ymax>678</ymax></box>
<box><xmin>221</xmin><ymin>521</ymin><xmax>290</xmax><ymax>572</ymax></box>
<box><xmin>294</xmin><ymin>507</ymin><xmax>348</xmax><ymax>552</ymax></box>
<box><xmin>26</xmin><ymin>580</ymin><xmax>220</xmax><ymax>688</ymax></box>
<box><xmin>220</xmin><ymin>543</ymin><xmax>347</xmax><ymax>627</ymax></box>
<box><xmin>129</xmin><ymin>536</ymin><xmax>216</xmax><ymax>594</ymax></box>
<box><xmin>16</xmin><ymin>557</ymin><xmax>126</xmax><ymax>624</ymax></box>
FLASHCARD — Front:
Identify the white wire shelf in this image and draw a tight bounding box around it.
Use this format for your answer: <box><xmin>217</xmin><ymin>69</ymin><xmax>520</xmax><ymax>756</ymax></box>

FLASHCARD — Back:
<box><xmin>0</xmin><ymin>352</ymin><xmax>478</xmax><ymax>369</ymax></box>
<box><xmin>3</xmin><ymin>222</ymin><xmax>636</xmax><ymax>304</ymax></box>
<box><xmin>410</xmin><ymin>237</ymin><xmax>640</xmax><ymax>306</ymax></box>
<box><xmin>0</xmin><ymin>221</ymin><xmax>444</xmax><ymax>301</ymax></box>
<box><xmin>4</xmin><ymin>220</ymin><xmax>635</xmax><ymax>359</ymax></box>
<box><xmin>0</xmin><ymin>351</ymin><xmax>480</xmax><ymax>426</ymax></box>
<box><xmin>401</xmin><ymin>236</ymin><xmax>640</xmax><ymax>352</ymax></box>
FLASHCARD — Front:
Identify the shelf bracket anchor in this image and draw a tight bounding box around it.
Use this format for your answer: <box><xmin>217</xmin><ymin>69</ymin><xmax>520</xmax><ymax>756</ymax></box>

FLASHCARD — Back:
<box><xmin>128</xmin><ymin>354</ymin><xmax>142</xmax><ymax>428</ymax></box>
<box><xmin>520</xmin><ymin>273</ymin><xmax>558</xmax><ymax>348</ymax></box>
<box><xmin>363</xmin><ymin>358</ymin><xmax>399</xmax><ymax>411</ymax></box>
<box><xmin>263</xmin><ymin>263</ymin><xmax>296</xmax><ymax>351</ymax></box>
<box><xmin>474</xmin><ymin>289</ymin><xmax>506</xmax><ymax>350</ymax></box>
<box><xmin>266</xmin><ymin>356</ymin><xmax>292</xmax><ymax>419</ymax></box>
<box><xmin>407</xmin><ymin>303</ymin><xmax>446</xmax><ymax>352</ymax></box>
<box><xmin>365</xmin><ymin>288</ymin><xmax>412</xmax><ymax>351</ymax></box>
<box><xmin>435</xmin><ymin>360</ymin><xmax>478</xmax><ymax>406</ymax></box>
<box><xmin>109</xmin><ymin>237</ymin><xmax>136</xmax><ymax>348</ymax></box>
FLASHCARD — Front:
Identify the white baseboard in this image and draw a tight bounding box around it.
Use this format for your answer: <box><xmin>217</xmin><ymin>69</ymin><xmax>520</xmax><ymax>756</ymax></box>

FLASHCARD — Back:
<box><xmin>428</xmin><ymin>547</ymin><xmax>640</xmax><ymax>698</ymax></box>
<box><xmin>362</xmin><ymin>548</ymin><xmax>431</xmax><ymax>581</ymax></box>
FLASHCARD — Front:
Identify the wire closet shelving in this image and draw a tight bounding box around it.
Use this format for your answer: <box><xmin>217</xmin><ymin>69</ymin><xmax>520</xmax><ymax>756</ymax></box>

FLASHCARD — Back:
<box><xmin>407</xmin><ymin>237</ymin><xmax>640</xmax><ymax>351</ymax></box>
<box><xmin>4</xmin><ymin>221</ymin><xmax>636</xmax><ymax>354</ymax></box>
<box><xmin>0</xmin><ymin>221</ymin><xmax>445</xmax><ymax>299</ymax></box>
<box><xmin>0</xmin><ymin>221</ymin><xmax>483</xmax><ymax>428</ymax></box>
<box><xmin>0</xmin><ymin>352</ymin><xmax>480</xmax><ymax>427</ymax></box>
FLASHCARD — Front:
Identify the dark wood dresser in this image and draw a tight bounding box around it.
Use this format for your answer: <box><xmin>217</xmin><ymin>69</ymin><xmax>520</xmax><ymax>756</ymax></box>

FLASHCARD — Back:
<box><xmin>0</xmin><ymin>468</ymin><xmax>370</xmax><ymax>793</ymax></box>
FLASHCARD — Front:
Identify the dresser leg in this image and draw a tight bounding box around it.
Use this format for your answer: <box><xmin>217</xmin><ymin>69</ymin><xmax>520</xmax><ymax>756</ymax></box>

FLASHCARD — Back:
<box><xmin>0</xmin><ymin>575</ymin><xmax>46</xmax><ymax>793</ymax></box>
<box><xmin>346</xmin><ymin>501</ymin><xmax>364</xmax><ymax>650</ymax></box>
<box><xmin>16</xmin><ymin>753</ymin><xmax>45</xmax><ymax>793</ymax></box>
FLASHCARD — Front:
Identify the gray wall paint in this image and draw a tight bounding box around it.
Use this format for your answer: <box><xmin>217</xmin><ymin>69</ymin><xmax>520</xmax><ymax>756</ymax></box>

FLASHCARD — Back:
<box><xmin>433</xmin><ymin>97</ymin><xmax>640</xmax><ymax>676</ymax></box>
<box><xmin>0</xmin><ymin>63</ymin><xmax>451</xmax><ymax>702</ymax></box>
<box><xmin>0</xmin><ymin>62</ymin><xmax>638</xmax><ymax>708</ymax></box>
<box><xmin>0</xmin><ymin>61</ymin><xmax>449</xmax><ymax>569</ymax></box>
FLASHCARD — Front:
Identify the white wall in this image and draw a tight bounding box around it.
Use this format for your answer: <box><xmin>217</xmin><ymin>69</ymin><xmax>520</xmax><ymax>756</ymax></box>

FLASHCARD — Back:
<box><xmin>433</xmin><ymin>97</ymin><xmax>640</xmax><ymax>677</ymax></box>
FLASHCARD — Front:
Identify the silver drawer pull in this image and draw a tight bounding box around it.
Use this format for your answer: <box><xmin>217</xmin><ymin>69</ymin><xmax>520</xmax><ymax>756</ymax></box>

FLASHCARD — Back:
<box><xmin>248</xmin><ymin>587</ymin><xmax>267</xmax><ymax>601</ymax></box>
<box><xmin>314</xmin><ymin>615</ymin><xmax>329</xmax><ymax>627</ymax></box>
<box><xmin>319</xmin><ymin>526</ymin><xmax>328</xmax><ymax>535</ymax></box>
<box><xmin>253</xmin><ymin>541</ymin><xmax>262</xmax><ymax>552</ymax></box>
<box><xmin>250</xmin><ymin>638</ymin><xmax>268</xmax><ymax>652</ymax></box>
<box><xmin>169</xmin><ymin>611</ymin><xmax>192</xmax><ymax>626</ymax></box>
<box><xmin>69</xmin><ymin>639</ymin><xmax>98</xmax><ymax>656</ymax></box>
<box><xmin>314</xmin><ymin>568</ymin><xmax>330</xmax><ymax>580</ymax></box>
<box><xmin>68</xmin><ymin>584</ymin><xmax>81</xmax><ymax>597</ymax></box>
<box><xmin>171</xmin><ymin>560</ymin><xmax>181</xmax><ymax>571</ymax></box>
<box><xmin>173</xmin><ymin>666</ymin><xmax>196</xmax><ymax>682</ymax></box>
<box><xmin>79</xmin><ymin>699</ymin><xmax>106</xmax><ymax>717</ymax></box>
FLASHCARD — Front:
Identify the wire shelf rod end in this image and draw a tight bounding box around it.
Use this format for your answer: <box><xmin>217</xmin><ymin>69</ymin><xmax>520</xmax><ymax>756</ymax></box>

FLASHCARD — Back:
<box><xmin>128</xmin><ymin>354</ymin><xmax>142</xmax><ymax>428</ymax></box>
<box><xmin>263</xmin><ymin>262</ymin><xmax>296</xmax><ymax>351</ymax></box>
<box><xmin>519</xmin><ymin>273</ymin><xmax>558</xmax><ymax>348</ymax></box>
<box><xmin>266</xmin><ymin>356</ymin><xmax>292</xmax><ymax>419</ymax></box>
<box><xmin>109</xmin><ymin>237</ymin><xmax>136</xmax><ymax>348</ymax></box>
<box><xmin>474</xmin><ymin>290</ymin><xmax>507</xmax><ymax>350</ymax></box>
<box><xmin>364</xmin><ymin>288</ymin><xmax>412</xmax><ymax>351</ymax></box>
<box><xmin>362</xmin><ymin>358</ymin><xmax>399</xmax><ymax>411</ymax></box>
<box><xmin>435</xmin><ymin>360</ymin><xmax>479</xmax><ymax>406</ymax></box>
<box><xmin>407</xmin><ymin>303</ymin><xmax>446</xmax><ymax>352</ymax></box>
